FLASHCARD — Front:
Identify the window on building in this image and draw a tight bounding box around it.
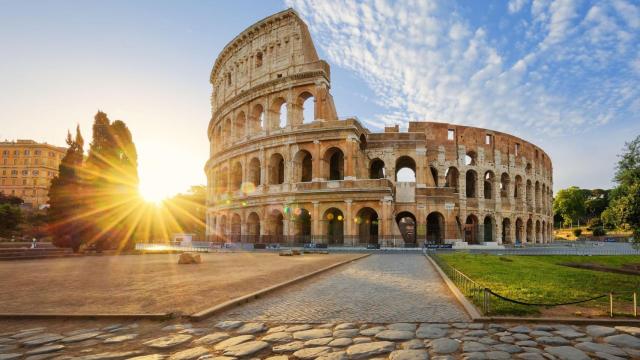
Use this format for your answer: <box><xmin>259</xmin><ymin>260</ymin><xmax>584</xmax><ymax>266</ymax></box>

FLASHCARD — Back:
<box><xmin>21</xmin><ymin>170</ymin><xmax>28</xmax><ymax>176</ymax></box>
<box><xmin>11</xmin><ymin>170</ymin><xmax>17</xmax><ymax>176</ymax></box>
<box><xmin>24</xmin><ymin>149</ymin><xmax>30</xmax><ymax>155</ymax></box>
<box><xmin>485</xmin><ymin>134</ymin><xmax>492</xmax><ymax>145</ymax></box>
<box><xmin>14</xmin><ymin>150</ymin><xmax>19</xmax><ymax>156</ymax></box>
<box><xmin>35</xmin><ymin>150</ymin><xmax>41</xmax><ymax>155</ymax></box>
<box><xmin>2</xmin><ymin>150</ymin><xmax>8</xmax><ymax>156</ymax></box>
<box><xmin>33</xmin><ymin>170</ymin><xmax>39</xmax><ymax>176</ymax></box>
<box><xmin>22</xmin><ymin>179</ymin><xmax>27</xmax><ymax>185</ymax></box>
<box><xmin>515</xmin><ymin>143</ymin><xmax>520</xmax><ymax>156</ymax></box>
<box><xmin>2</xmin><ymin>159</ymin><xmax>6</xmax><ymax>165</ymax></box>
<box><xmin>226</xmin><ymin>73</ymin><xmax>231</xmax><ymax>86</ymax></box>
<box><xmin>256</xmin><ymin>52</ymin><xmax>263</xmax><ymax>67</ymax></box>
<box><xmin>447</xmin><ymin>129</ymin><xmax>455</xmax><ymax>140</ymax></box>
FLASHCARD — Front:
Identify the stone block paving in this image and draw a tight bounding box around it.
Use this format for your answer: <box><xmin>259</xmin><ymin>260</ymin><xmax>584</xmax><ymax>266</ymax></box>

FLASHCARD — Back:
<box><xmin>3</xmin><ymin>320</ymin><xmax>640</xmax><ymax>360</ymax></box>
<box><xmin>213</xmin><ymin>254</ymin><xmax>469</xmax><ymax>323</ymax></box>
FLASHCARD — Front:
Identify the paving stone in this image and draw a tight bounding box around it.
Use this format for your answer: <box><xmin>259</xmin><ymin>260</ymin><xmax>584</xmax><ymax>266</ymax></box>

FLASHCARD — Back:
<box><xmin>477</xmin><ymin>337</ymin><xmax>499</xmax><ymax>345</ymax></box>
<box><xmin>554</xmin><ymin>330</ymin><xmax>586</xmax><ymax>339</ymax></box>
<box><xmin>614</xmin><ymin>326</ymin><xmax>640</xmax><ymax>336</ymax></box>
<box><xmin>574</xmin><ymin>341</ymin><xmax>628</xmax><ymax>357</ymax></box>
<box><xmin>214</xmin><ymin>321</ymin><xmax>243</xmax><ymax>331</ymax></box>
<box><xmin>292</xmin><ymin>346</ymin><xmax>332</xmax><ymax>359</ymax></box>
<box><xmin>530</xmin><ymin>331</ymin><xmax>553</xmax><ymax>337</ymax></box>
<box><xmin>101</xmin><ymin>325</ymin><xmax>122</xmax><ymax>332</ymax></box>
<box><xmin>169</xmin><ymin>347</ymin><xmax>210</xmax><ymax>360</ymax></box>
<box><xmin>262</xmin><ymin>332</ymin><xmax>292</xmax><ymax>343</ymax></box>
<box><xmin>304</xmin><ymin>337</ymin><xmax>333</xmax><ymax>346</ymax></box>
<box><xmin>429</xmin><ymin>338</ymin><xmax>460</xmax><ymax>354</ymax></box>
<box><xmin>25</xmin><ymin>353</ymin><xmax>59</xmax><ymax>360</ymax></box>
<box><xmin>416</xmin><ymin>326</ymin><xmax>447</xmax><ymax>339</ymax></box>
<box><xmin>346</xmin><ymin>341</ymin><xmax>395</xmax><ymax>359</ymax></box>
<box><xmin>234</xmin><ymin>323</ymin><xmax>266</xmax><ymax>335</ymax></box>
<box><xmin>264</xmin><ymin>356</ymin><xmax>289</xmax><ymax>360</ymax></box>
<box><xmin>11</xmin><ymin>329</ymin><xmax>45</xmax><ymax>339</ymax></box>
<box><xmin>604</xmin><ymin>334</ymin><xmax>640</xmax><ymax>349</ymax></box>
<box><xmin>461</xmin><ymin>352</ymin><xmax>485</xmax><ymax>360</ymax></box>
<box><xmin>545</xmin><ymin>346</ymin><xmax>590</xmax><ymax>360</ymax></box>
<box><xmin>335</xmin><ymin>323</ymin><xmax>357</xmax><ymax>330</ymax></box>
<box><xmin>64</xmin><ymin>328</ymin><xmax>99</xmax><ymax>337</ymax></box>
<box><xmin>574</xmin><ymin>337</ymin><xmax>592</xmax><ymax>342</ymax></box>
<box><xmin>401</xmin><ymin>339</ymin><xmax>425</xmax><ymax>350</ymax></box>
<box><xmin>431</xmin><ymin>356</ymin><xmax>455</xmax><ymax>360</ymax></box>
<box><xmin>162</xmin><ymin>324</ymin><xmax>192</xmax><ymax>332</ymax></box>
<box><xmin>103</xmin><ymin>333</ymin><xmax>138</xmax><ymax>344</ymax></box>
<box><xmin>213</xmin><ymin>335</ymin><xmax>255</xmax><ymax>351</ymax></box>
<box><xmin>0</xmin><ymin>354</ymin><xmax>21</xmax><ymax>360</ymax></box>
<box><xmin>193</xmin><ymin>333</ymin><xmax>230</xmax><ymax>345</ymax></box>
<box><xmin>516</xmin><ymin>340</ymin><xmax>538</xmax><ymax>347</ymax></box>
<box><xmin>498</xmin><ymin>336</ymin><xmax>515</xmax><ymax>344</ymax></box>
<box><xmin>292</xmin><ymin>329</ymin><xmax>332</xmax><ymax>340</ymax></box>
<box><xmin>128</xmin><ymin>356</ymin><xmax>166</xmax><ymax>360</ymax></box>
<box><xmin>488</xmin><ymin>325</ymin><xmax>506</xmax><ymax>332</ymax></box>
<box><xmin>586</xmin><ymin>326</ymin><xmax>617</xmax><ymax>338</ymax></box>
<box><xmin>352</xmin><ymin>337</ymin><xmax>371</xmax><ymax>344</ymax></box>
<box><xmin>462</xmin><ymin>341</ymin><xmax>488</xmax><ymax>352</ymax></box>
<box><xmin>537</xmin><ymin>336</ymin><xmax>571</xmax><ymax>346</ymax></box>
<box><xmin>329</xmin><ymin>338</ymin><xmax>353</xmax><ymax>347</ymax></box>
<box><xmin>389</xmin><ymin>349</ymin><xmax>429</xmax><ymax>360</ymax></box>
<box><xmin>517</xmin><ymin>354</ymin><xmax>546</xmax><ymax>360</ymax></box>
<box><xmin>465</xmin><ymin>330</ymin><xmax>488</xmax><ymax>337</ymax></box>
<box><xmin>533</xmin><ymin>325</ymin><xmax>555</xmax><ymax>332</ymax></box>
<box><xmin>592</xmin><ymin>352</ymin><xmax>626</xmax><ymax>360</ymax></box>
<box><xmin>522</xmin><ymin>347</ymin><xmax>543</xmax><ymax>353</ymax></box>
<box><xmin>286</xmin><ymin>325</ymin><xmax>312</xmax><ymax>332</ymax></box>
<box><xmin>179</xmin><ymin>328</ymin><xmax>209</xmax><ymax>336</ymax></box>
<box><xmin>272</xmin><ymin>341</ymin><xmax>304</xmax><ymax>353</ymax></box>
<box><xmin>333</xmin><ymin>329</ymin><xmax>359</xmax><ymax>338</ymax></box>
<box><xmin>452</xmin><ymin>323</ymin><xmax>469</xmax><ymax>329</ymax></box>
<box><xmin>375</xmin><ymin>330</ymin><xmax>415</xmax><ymax>341</ymax></box>
<box><xmin>78</xmin><ymin>350</ymin><xmax>145</xmax><ymax>360</ymax></box>
<box><xmin>388</xmin><ymin>323</ymin><xmax>418</xmax><ymax>332</ymax></box>
<box><xmin>267</xmin><ymin>326</ymin><xmax>288</xmax><ymax>334</ymax></box>
<box><xmin>316</xmin><ymin>351</ymin><xmax>347</xmax><ymax>360</ymax></box>
<box><xmin>624</xmin><ymin>348</ymin><xmax>640</xmax><ymax>357</ymax></box>
<box><xmin>62</xmin><ymin>331</ymin><xmax>102</xmax><ymax>343</ymax></box>
<box><xmin>514</xmin><ymin>334</ymin><xmax>531</xmax><ymax>341</ymax></box>
<box><xmin>145</xmin><ymin>334</ymin><xmax>193</xmax><ymax>349</ymax></box>
<box><xmin>509</xmin><ymin>326</ymin><xmax>532</xmax><ymax>334</ymax></box>
<box><xmin>485</xmin><ymin>351</ymin><xmax>510</xmax><ymax>359</ymax></box>
<box><xmin>360</xmin><ymin>327</ymin><xmax>386</xmax><ymax>336</ymax></box>
<box><xmin>22</xmin><ymin>334</ymin><xmax>64</xmax><ymax>347</ymax></box>
<box><xmin>491</xmin><ymin>343</ymin><xmax>522</xmax><ymax>353</ymax></box>
<box><xmin>222</xmin><ymin>340</ymin><xmax>269</xmax><ymax>357</ymax></box>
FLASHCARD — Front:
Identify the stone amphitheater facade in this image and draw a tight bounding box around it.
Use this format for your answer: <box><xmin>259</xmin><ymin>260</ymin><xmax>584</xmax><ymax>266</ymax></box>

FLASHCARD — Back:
<box><xmin>204</xmin><ymin>9</ymin><xmax>553</xmax><ymax>246</ymax></box>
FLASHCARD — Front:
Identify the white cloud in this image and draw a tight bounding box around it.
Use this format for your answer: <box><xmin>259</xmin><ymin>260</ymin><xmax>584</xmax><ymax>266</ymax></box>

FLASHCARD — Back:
<box><xmin>508</xmin><ymin>0</ymin><xmax>529</xmax><ymax>14</ymax></box>
<box><xmin>286</xmin><ymin>0</ymin><xmax>639</xmax><ymax>140</ymax></box>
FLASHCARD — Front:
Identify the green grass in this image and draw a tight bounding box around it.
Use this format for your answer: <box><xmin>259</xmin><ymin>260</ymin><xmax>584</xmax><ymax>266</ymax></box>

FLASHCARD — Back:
<box><xmin>437</xmin><ymin>253</ymin><xmax>640</xmax><ymax>316</ymax></box>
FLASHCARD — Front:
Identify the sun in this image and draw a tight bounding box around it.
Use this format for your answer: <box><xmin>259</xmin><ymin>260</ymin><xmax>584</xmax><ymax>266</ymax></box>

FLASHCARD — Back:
<box><xmin>140</xmin><ymin>183</ymin><xmax>169</xmax><ymax>204</ymax></box>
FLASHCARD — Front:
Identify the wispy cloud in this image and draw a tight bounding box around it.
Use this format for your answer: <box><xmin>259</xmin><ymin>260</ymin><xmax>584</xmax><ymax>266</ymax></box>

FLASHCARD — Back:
<box><xmin>286</xmin><ymin>0</ymin><xmax>639</xmax><ymax>138</ymax></box>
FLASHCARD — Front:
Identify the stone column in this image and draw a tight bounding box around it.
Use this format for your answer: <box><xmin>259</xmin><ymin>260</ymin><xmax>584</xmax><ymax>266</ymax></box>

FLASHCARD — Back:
<box><xmin>416</xmin><ymin>148</ymin><xmax>427</xmax><ymax>188</ymax></box>
<box><xmin>345</xmin><ymin>136</ymin><xmax>356</xmax><ymax>180</ymax></box>
<box><xmin>312</xmin><ymin>201</ymin><xmax>320</xmax><ymax>242</ymax></box>
<box><xmin>260</xmin><ymin>147</ymin><xmax>266</xmax><ymax>187</ymax></box>
<box><xmin>312</xmin><ymin>140</ymin><xmax>323</xmax><ymax>181</ymax></box>
<box><xmin>344</xmin><ymin>199</ymin><xmax>353</xmax><ymax>245</ymax></box>
<box><xmin>495</xmin><ymin>214</ymin><xmax>502</xmax><ymax>244</ymax></box>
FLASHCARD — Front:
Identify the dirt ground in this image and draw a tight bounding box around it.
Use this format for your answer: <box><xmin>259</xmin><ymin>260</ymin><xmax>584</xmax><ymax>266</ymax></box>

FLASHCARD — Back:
<box><xmin>0</xmin><ymin>252</ymin><xmax>360</xmax><ymax>315</ymax></box>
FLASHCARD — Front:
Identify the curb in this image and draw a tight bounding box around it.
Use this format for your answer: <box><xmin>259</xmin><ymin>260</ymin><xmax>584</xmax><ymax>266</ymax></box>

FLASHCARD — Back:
<box><xmin>0</xmin><ymin>313</ymin><xmax>173</xmax><ymax>320</ymax></box>
<box><xmin>189</xmin><ymin>253</ymin><xmax>371</xmax><ymax>321</ymax></box>
<box><xmin>424</xmin><ymin>253</ymin><xmax>481</xmax><ymax>320</ymax></box>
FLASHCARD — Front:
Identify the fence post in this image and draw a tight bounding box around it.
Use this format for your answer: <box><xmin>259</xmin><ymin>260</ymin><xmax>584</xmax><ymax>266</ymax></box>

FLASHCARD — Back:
<box><xmin>609</xmin><ymin>292</ymin><xmax>614</xmax><ymax>318</ymax></box>
<box><xmin>634</xmin><ymin>292</ymin><xmax>637</xmax><ymax>318</ymax></box>
<box><xmin>484</xmin><ymin>288</ymin><xmax>490</xmax><ymax>315</ymax></box>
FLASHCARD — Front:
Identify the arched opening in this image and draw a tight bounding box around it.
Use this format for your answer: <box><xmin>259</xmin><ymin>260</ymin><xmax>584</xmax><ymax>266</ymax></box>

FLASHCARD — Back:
<box><xmin>323</xmin><ymin>208</ymin><xmax>344</xmax><ymax>245</ymax></box>
<box><xmin>217</xmin><ymin>167</ymin><xmax>228</xmax><ymax>193</ymax></box>
<box><xmin>466</xmin><ymin>170</ymin><xmax>477</xmax><ymax>198</ymax></box>
<box><xmin>231</xmin><ymin>162</ymin><xmax>242</xmax><ymax>191</ymax></box>
<box><xmin>526</xmin><ymin>219</ymin><xmax>533</xmax><ymax>243</ymax></box>
<box><xmin>359</xmin><ymin>134</ymin><xmax>367</xmax><ymax>151</ymax></box>
<box><xmin>500</xmin><ymin>173</ymin><xmax>510</xmax><ymax>198</ymax></box>
<box><xmin>268</xmin><ymin>210</ymin><xmax>284</xmax><ymax>243</ymax></box>
<box><xmin>526</xmin><ymin>180</ymin><xmax>533</xmax><ymax>206</ymax></box>
<box><xmin>298</xmin><ymin>92</ymin><xmax>315</xmax><ymax>124</ymax></box>
<box><xmin>396</xmin><ymin>211</ymin><xmax>417</xmax><ymax>246</ymax></box>
<box><xmin>526</xmin><ymin>162</ymin><xmax>532</xmax><ymax>175</ymax></box>
<box><xmin>535</xmin><ymin>220</ymin><xmax>541</xmax><ymax>243</ymax></box>
<box><xmin>219</xmin><ymin>215</ymin><xmax>227</xmax><ymax>239</ymax></box>
<box><xmin>248</xmin><ymin>158</ymin><xmax>261</xmax><ymax>187</ymax></box>
<box><xmin>251</xmin><ymin>104</ymin><xmax>265</xmax><ymax>133</ymax></box>
<box><xmin>430</xmin><ymin>166</ymin><xmax>438</xmax><ymax>187</ymax></box>
<box><xmin>369</xmin><ymin>159</ymin><xmax>385</xmax><ymax>179</ymax></box>
<box><xmin>255</xmin><ymin>51</ymin><xmax>263</xmax><ymax>68</ymax></box>
<box><xmin>224</xmin><ymin>118</ymin><xmax>232</xmax><ymax>146</ymax></box>
<box><xmin>445</xmin><ymin>167</ymin><xmax>459</xmax><ymax>193</ymax></box>
<box><xmin>542</xmin><ymin>221</ymin><xmax>547</xmax><ymax>243</ymax></box>
<box><xmin>231</xmin><ymin>213</ymin><xmax>241</xmax><ymax>242</ymax></box>
<box><xmin>465</xmin><ymin>151</ymin><xmax>477</xmax><ymax>166</ymax></box>
<box><xmin>484</xmin><ymin>171</ymin><xmax>494</xmax><ymax>199</ymax></box>
<box><xmin>292</xmin><ymin>207</ymin><xmax>311</xmax><ymax>243</ymax></box>
<box><xmin>271</xmin><ymin>97</ymin><xmax>287</xmax><ymax>129</ymax></box>
<box><xmin>515</xmin><ymin>218</ymin><xmax>524</xmax><ymax>244</ymax></box>
<box><xmin>323</xmin><ymin>147</ymin><xmax>344</xmax><ymax>180</ymax></box>
<box><xmin>268</xmin><ymin>153</ymin><xmax>285</xmax><ymax>185</ymax></box>
<box><xmin>502</xmin><ymin>218</ymin><xmax>512</xmax><ymax>244</ymax></box>
<box><xmin>294</xmin><ymin>150</ymin><xmax>313</xmax><ymax>182</ymax></box>
<box><xmin>395</xmin><ymin>156</ymin><xmax>416</xmax><ymax>182</ymax></box>
<box><xmin>356</xmin><ymin>207</ymin><xmax>379</xmax><ymax>245</ymax></box>
<box><xmin>464</xmin><ymin>215</ymin><xmax>479</xmax><ymax>244</ymax></box>
<box><xmin>246</xmin><ymin>212</ymin><xmax>260</xmax><ymax>243</ymax></box>
<box><xmin>235</xmin><ymin>112</ymin><xmax>246</xmax><ymax>140</ymax></box>
<box><xmin>514</xmin><ymin>175</ymin><xmax>523</xmax><ymax>199</ymax></box>
<box><xmin>426</xmin><ymin>212</ymin><xmax>445</xmax><ymax>244</ymax></box>
<box><xmin>484</xmin><ymin>216</ymin><xmax>494</xmax><ymax>243</ymax></box>
<box><xmin>535</xmin><ymin>181</ymin><xmax>541</xmax><ymax>208</ymax></box>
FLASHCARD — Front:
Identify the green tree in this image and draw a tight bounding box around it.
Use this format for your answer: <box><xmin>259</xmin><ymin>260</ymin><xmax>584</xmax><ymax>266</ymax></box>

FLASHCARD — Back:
<box><xmin>584</xmin><ymin>189</ymin><xmax>610</xmax><ymax>220</ymax></box>
<box><xmin>553</xmin><ymin>186</ymin><xmax>587</xmax><ymax>227</ymax></box>
<box><xmin>0</xmin><ymin>203</ymin><xmax>22</xmax><ymax>236</ymax></box>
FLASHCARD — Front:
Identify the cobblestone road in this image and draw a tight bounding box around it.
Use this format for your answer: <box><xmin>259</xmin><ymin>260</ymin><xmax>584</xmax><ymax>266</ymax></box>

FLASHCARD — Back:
<box><xmin>214</xmin><ymin>254</ymin><xmax>469</xmax><ymax>323</ymax></box>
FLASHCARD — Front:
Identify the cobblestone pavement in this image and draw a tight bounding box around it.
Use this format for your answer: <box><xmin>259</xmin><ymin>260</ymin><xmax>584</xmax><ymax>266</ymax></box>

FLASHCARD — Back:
<box><xmin>214</xmin><ymin>254</ymin><xmax>469</xmax><ymax>323</ymax></box>
<box><xmin>3</xmin><ymin>319</ymin><xmax>640</xmax><ymax>360</ymax></box>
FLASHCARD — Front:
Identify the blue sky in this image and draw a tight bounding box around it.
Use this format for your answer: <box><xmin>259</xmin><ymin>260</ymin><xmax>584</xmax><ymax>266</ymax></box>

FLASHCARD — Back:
<box><xmin>1</xmin><ymin>0</ymin><xmax>638</xmax><ymax>199</ymax></box>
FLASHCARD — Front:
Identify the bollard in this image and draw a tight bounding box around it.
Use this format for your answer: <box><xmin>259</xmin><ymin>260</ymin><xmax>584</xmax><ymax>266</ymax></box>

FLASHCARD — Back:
<box><xmin>610</xmin><ymin>292</ymin><xmax>614</xmax><ymax>318</ymax></box>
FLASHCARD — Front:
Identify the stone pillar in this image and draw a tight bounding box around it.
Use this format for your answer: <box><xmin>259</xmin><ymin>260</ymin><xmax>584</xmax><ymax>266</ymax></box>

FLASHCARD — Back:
<box><xmin>344</xmin><ymin>199</ymin><xmax>353</xmax><ymax>245</ymax></box>
<box><xmin>416</xmin><ymin>148</ymin><xmax>427</xmax><ymax>188</ymax></box>
<box><xmin>345</xmin><ymin>136</ymin><xmax>356</xmax><ymax>180</ymax></box>
<box><xmin>260</xmin><ymin>148</ymin><xmax>266</xmax><ymax>187</ymax></box>
<box><xmin>495</xmin><ymin>214</ymin><xmax>502</xmax><ymax>244</ymax></box>
<box><xmin>312</xmin><ymin>201</ymin><xmax>320</xmax><ymax>242</ymax></box>
<box><xmin>312</xmin><ymin>140</ymin><xmax>323</xmax><ymax>181</ymax></box>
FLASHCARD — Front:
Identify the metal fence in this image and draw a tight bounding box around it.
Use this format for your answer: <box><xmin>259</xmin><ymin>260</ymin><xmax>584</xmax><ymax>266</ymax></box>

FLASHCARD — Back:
<box><xmin>467</xmin><ymin>242</ymin><xmax>640</xmax><ymax>256</ymax></box>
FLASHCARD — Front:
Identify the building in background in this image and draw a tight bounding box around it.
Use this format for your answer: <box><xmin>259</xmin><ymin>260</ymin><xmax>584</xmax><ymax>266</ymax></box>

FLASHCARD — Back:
<box><xmin>0</xmin><ymin>140</ymin><xmax>66</xmax><ymax>209</ymax></box>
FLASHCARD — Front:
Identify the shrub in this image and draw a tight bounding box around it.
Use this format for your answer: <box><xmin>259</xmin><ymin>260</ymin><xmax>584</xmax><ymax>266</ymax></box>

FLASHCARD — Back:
<box><xmin>592</xmin><ymin>227</ymin><xmax>607</xmax><ymax>236</ymax></box>
<box><xmin>573</xmin><ymin>228</ymin><xmax>583</xmax><ymax>237</ymax></box>
<box><xmin>587</xmin><ymin>218</ymin><xmax>603</xmax><ymax>231</ymax></box>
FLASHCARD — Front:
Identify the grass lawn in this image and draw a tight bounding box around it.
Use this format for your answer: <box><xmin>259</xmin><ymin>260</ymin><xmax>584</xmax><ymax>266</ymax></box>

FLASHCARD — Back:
<box><xmin>437</xmin><ymin>252</ymin><xmax>640</xmax><ymax>317</ymax></box>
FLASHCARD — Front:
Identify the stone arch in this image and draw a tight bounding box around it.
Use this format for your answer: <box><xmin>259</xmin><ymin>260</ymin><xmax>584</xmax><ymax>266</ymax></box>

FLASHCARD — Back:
<box><xmin>217</xmin><ymin>167</ymin><xmax>228</xmax><ymax>193</ymax></box>
<box><xmin>502</xmin><ymin>217</ymin><xmax>512</xmax><ymax>244</ymax></box>
<box><xmin>445</xmin><ymin>167</ymin><xmax>460</xmax><ymax>193</ymax></box>
<box><xmin>369</xmin><ymin>158</ymin><xmax>386</xmax><ymax>179</ymax></box>
<box><xmin>542</xmin><ymin>220</ymin><xmax>547</xmax><ymax>243</ymax></box>
<box><xmin>293</xmin><ymin>150</ymin><xmax>313</xmax><ymax>182</ymax></box>
<box><xmin>514</xmin><ymin>175</ymin><xmax>523</xmax><ymax>199</ymax></box>
<box><xmin>535</xmin><ymin>220</ymin><xmax>541</xmax><ymax>243</ymax></box>
<box><xmin>395</xmin><ymin>156</ymin><xmax>416</xmax><ymax>182</ymax></box>
<box><xmin>271</xmin><ymin>97</ymin><xmax>287</xmax><ymax>129</ymax></box>
<box><xmin>356</xmin><ymin>207</ymin><xmax>379</xmax><ymax>245</ymax></box>
<box><xmin>268</xmin><ymin>153</ymin><xmax>285</xmax><ymax>184</ymax></box>
<box><xmin>292</xmin><ymin>207</ymin><xmax>311</xmax><ymax>243</ymax></box>
<box><xmin>231</xmin><ymin>213</ymin><xmax>242</xmax><ymax>242</ymax></box>
<box><xmin>526</xmin><ymin>218</ymin><xmax>533</xmax><ymax>243</ymax></box>
<box><xmin>219</xmin><ymin>214</ymin><xmax>228</xmax><ymax>238</ymax></box>
<box><xmin>484</xmin><ymin>215</ymin><xmax>495</xmax><ymax>243</ymax></box>
<box><xmin>396</xmin><ymin>211</ymin><xmax>417</xmax><ymax>245</ymax></box>
<box><xmin>426</xmin><ymin>212</ymin><xmax>445</xmax><ymax>244</ymax></box>
<box><xmin>526</xmin><ymin>180</ymin><xmax>533</xmax><ymax>207</ymax></box>
<box><xmin>500</xmin><ymin>173</ymin><xmax>510</xmax><ymax>198</ymax></box>
<box><xmin>359</xmin><ymin>134</ymin><xmax>367</xmax><ymax>150</ymax></box>
<box><xmin>466</xmin><ymin>170</ymin><xmax>477</xmax><ymax>198</ymax></box>
<box><xmin>231</xmin><ymin>162</ymin><xmax>242</xmax><ymax>191</ymax></box>
<box><xmin>323</xmin><ymin>147</ymin><xmax>344</xmax><ymax>180</ymax></box>
<box><xmin>246</xmin><ymin>212</ymin><xmax>260</xmax><ymax>243</ymax></box>
<box><xmin>465</xmin><ymin>151</ymin><xmax>477</xmax><ymax>166</ymax></box>
<box><xmin>251</xmin><ymin>104</ymin><xmax>265</xmax><ymax>134</ymax></box>
<box><xmin>535</xmin><ymin>181</ymin><xmax>541</xmax><ymax>209</ymax></box>
<box><xmin>224</xmin><ymin>118</ymin><xmax>232</xmax><ymax>146</ymax></box>
<box><xmin>248</xmin><ymin>157</ymin><xmax>261</xmax><ymax>187</ymax></box>
<box><xmin>323</xmin><ymin>207</ymin><xmax>344</xmax><ymax>245</ymax></box>
<box><xmin>297</xmin><ymin>91</ymin><xmax>315</xmax><ymax>125</ymax></box>
<box><xmin>515</xmin><ymin>217</ymin><xmax>524</xmax><ymax>244</ymax></box>
<box><xmin>235</xmin><ymin>111</ymin><xmax>246</xmax><ymax>140</ymax></box>
<box><xmin>267</xmin><ymin>209</ymin><xmax>284</xmax><ymax>242</ymax></box>
<box><xmin>484</xmin><ymin>171</ymin><xmax>495</xmax><ymax>199</ymax></box>
<box><xmin>526</xmin><ymin>162</ymin><xmax>532</xmax><ymax>175</ymax></box>
<box><xmin>430</xmin><ymin>166</ymin><xmax>439</xmax><ymax>187</ymax></box>
<box><xmin>465</xmin><ymin>214</ymin><xmax>479</xmax><ymax>244</ymax></box>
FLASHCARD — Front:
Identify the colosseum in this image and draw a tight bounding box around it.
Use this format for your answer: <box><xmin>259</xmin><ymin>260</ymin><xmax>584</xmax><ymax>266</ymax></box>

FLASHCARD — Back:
<box><xmin>204</xmin><ymin>9</ymin><xmax>554</xmax><ymax>247</ymax></box>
